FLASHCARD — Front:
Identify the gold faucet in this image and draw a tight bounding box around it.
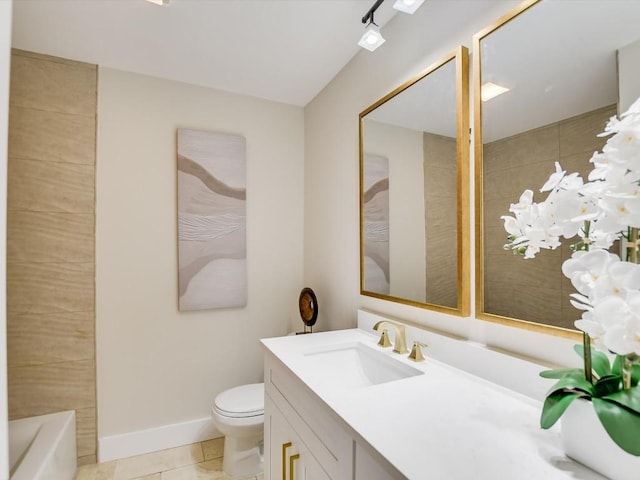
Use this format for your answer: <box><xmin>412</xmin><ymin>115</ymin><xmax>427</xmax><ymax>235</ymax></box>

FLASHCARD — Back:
<box><xmin>373</xmin><ymin>320</ymin><xmax>408</xmax><ymax>354</ymax></box>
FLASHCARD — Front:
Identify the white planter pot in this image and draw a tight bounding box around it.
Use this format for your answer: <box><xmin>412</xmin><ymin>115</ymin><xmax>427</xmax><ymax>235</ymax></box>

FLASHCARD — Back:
<box><xmin>562</xmin><ymin>398</ymin><xmax>640</xmax><ymax>480</ymax></box>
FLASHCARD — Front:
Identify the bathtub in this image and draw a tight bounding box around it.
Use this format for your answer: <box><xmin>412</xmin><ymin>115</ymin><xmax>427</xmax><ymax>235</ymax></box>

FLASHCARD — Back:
<box><xmin>9</xmin><ymin>411</ymin><xmax>77</xmax><ymax>480</ymax></box>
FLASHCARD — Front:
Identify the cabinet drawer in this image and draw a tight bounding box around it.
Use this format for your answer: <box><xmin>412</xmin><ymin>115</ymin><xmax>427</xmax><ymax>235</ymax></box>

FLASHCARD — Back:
<box><xmin>265</xmin><ymin>353</ymin><xmax>353</xmax><ymax>480</ymax></box>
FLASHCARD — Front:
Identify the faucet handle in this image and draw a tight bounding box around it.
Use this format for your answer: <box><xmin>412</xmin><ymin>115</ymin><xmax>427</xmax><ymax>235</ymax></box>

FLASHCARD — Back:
<box><xmin>377</xmin><ymin>328</ymin><xmax>392</xmax><ymax>348</ymax></box>
<box><xmin>408</xmin><ymin>341</ymin><xmax>428</xmax><ymax>362</ymax></box>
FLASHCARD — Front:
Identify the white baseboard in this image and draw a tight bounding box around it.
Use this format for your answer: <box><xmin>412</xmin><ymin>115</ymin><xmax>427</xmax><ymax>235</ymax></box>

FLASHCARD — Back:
<box><xmin>98</xmin><ymin>417</ymin><xmax>220</xmax><ymax>462</ymax></box>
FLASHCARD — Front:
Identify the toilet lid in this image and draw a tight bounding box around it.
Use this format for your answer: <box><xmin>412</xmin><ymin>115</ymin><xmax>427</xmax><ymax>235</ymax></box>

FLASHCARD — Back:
<box><xmin>214</xmin><ymin>383</ymin><xmax>264</xmax><ymax>418</ymax></box>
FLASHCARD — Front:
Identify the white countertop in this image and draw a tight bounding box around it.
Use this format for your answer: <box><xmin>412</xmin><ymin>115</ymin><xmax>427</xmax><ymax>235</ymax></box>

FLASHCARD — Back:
<box><xmin>261</xmin><ymin>328</ymin><xmax>606</xmax><ymax>480</ymax></box>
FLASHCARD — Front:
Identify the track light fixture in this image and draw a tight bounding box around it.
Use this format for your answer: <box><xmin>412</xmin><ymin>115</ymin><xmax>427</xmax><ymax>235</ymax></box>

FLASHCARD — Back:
<box><xmin>145</xmin><ymin>0</ymin><xmax>170</xmax><ymax>5</ymax></box>
<box><xmin>392</xmin><ymin>0</ymin><xmax>425</xmax><ymax>15</ymax></box>
<box><xmin>358</xmin><ymin>0</ymin><xmax>425</xmax><ymax>51</ymax></box>
<box><xmin>358</xmin><ymin>0</ymin><xmax>386</xmax><ymax>52</ymax></box>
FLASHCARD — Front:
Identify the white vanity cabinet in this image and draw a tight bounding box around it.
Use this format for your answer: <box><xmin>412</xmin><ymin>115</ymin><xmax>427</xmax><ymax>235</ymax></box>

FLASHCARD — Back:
<box><xmin>266</xmin><ymin>394</ymin><xmax>330</xmax><ymax>480</ymax></box>
<box><xmin>262</xmin><ymin>327</ymin><xmax>608</xmax><ymax>480</ymax></box>
<box><xmin>264</xmin><ymin>351</ymin><xmax>352</xmax><ymax>480</ymax></box>
<box><xmin>264</xmin><ymin>350</ymin><xmax>401</xmax><ymax>480</ymax></box>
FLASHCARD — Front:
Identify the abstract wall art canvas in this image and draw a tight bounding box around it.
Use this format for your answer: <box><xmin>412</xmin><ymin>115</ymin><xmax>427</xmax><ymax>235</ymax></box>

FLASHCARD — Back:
<box><xmin>362</xmin><ymin>153</ymin><xmax>390</xmax><ymax>294</ymax></box>
<box><xmin>177</xmin><ymin>129</ymin><xmax>247</xmax><ymax>311</ymax></box>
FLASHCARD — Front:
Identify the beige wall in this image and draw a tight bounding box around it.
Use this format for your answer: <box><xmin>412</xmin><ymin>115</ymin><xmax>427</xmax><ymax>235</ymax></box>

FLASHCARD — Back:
<box><xmin>423</xmin><ymin>132</ymin><xmax>457</xmax><ymax>309</ymax></box>
<box><xmin>362</xmin><ymin>119</ymin><xmax>425</xmax><ymax>301</ymax></box>
<box><xmin>483</xmin><ymin>104</ymin><xmax>615</xmax><ymax>329</ymax></box>
<box><xmin>7</xmin><ymin>50</ymin><xmax>97</xmax><ymax>464</ymax></box>
<box><xmin>304</xmin><ymin>0</ymin><xmax>584</xmax><ymax>366</ymax></box>
<box><xmin>304</xmin><ymin>1</ymin><xmax>515</xmax><ymax>335</ymax></box>
<box><xmin>0</xmin><ymin>1</ymin><xmax>12</xmax><ymax>476</ymax></box>
<box><xmin>96</xmin><ymin>68</ymin><xmax>304</xmax><ymax>442</ymax></box>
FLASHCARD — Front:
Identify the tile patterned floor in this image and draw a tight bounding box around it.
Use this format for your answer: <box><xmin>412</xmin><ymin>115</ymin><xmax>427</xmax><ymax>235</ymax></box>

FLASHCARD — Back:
<box><xmin>74</xmin><ymin>439</ymin><xmax>265</xmax><ymax>480</ymax></box>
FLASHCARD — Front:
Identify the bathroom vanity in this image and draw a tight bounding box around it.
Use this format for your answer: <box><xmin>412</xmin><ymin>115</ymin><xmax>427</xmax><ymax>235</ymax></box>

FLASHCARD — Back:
<box><xmin>261</xmin><ymin>313</ymin><xmax>607</xmax><ymax>480</ymax></box>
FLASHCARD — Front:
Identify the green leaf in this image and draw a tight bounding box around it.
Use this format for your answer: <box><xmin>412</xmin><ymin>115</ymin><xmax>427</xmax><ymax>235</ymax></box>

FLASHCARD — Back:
<box><xmin>541</xmin><ymin>391</ymin><xmax>583</xmax><ymax>429</ymax></box>
<box><xmin>545</xmin><ymin>372</ymin><xmax>595</xmax><ymax>397</ymax></box>
<box><xmin>603</xmin><ymin>388</ymin><xmax>640</xmax><ymax>416</ymax></box>
<box><xmin>540</xmin><ymin>368</ymin><xmax>583</xmax><ymax>379</ymax></box>
<box><xmin>593</xmin><ymin>375</ymin><xmax>622</xmax><ymax>397</ymax></box>
<box><xmin>592</xmin><ymin>397</ymin><xmax>640</xmax><ymax>456</ymax></box>
<box><xmin>574</xmin><ymin>344</ymin><xmax>611</xmax><ymax>378</ymax></box>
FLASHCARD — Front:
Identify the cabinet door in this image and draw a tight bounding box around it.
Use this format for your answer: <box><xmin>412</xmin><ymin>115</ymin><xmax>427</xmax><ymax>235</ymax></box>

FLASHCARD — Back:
<box><xmin>265</xmin><ymin>394</ymin><xmax>331</xmax><ymax>480</ymax></box>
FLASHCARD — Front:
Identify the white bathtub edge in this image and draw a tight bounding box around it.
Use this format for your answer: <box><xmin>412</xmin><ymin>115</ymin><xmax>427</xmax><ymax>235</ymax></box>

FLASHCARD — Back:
<box><xmin>98</xmin><ymin>417</ymin><xmax>219</xmax><ymax>462</ymax></box>
<box><xmin>9</xmin><ymin>410</ymin><xmax>76</xmax><ymax>480</ymax></box>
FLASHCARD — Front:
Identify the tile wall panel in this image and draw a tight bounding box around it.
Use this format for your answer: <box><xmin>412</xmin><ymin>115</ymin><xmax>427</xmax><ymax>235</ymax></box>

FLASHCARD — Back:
<box><xmin>483</xmin><ymin>104</ymin><xmax>615</xmax><ymax>326</ymax></box>
<box><xmin>7</xmin><ymin>261</ymin><xmax>94</xmax><ymax>314</ymax></box>
<box><xmin>9</xmin><ymin>50</ymin><xmax>97</xmax><ymax>115</ymax></box>
<box><xmin>8</xmin><ymin>211</ymin><xmax>94</xmax><ymax>263</ymax></box>
<box><xmin>7</xmin><ymin>157</ymin><xmax>94</xmax><ymax>213</ymax></box>
<box><xmin>424</xmin><ymin>133</ymin><xmax>457</xmax><ymax>308</ymax></box>
<box><xmin>7</xmin><ymin>311</ymin><xmax>94</xmax><ymax>366</ymax></box>
<box><xmin>7</xmin><ymin>359</ymin><xmax>95</xmax><ymax>418</ymax></box>
<box><xmin>7</xmin><ymin>50</ymin><xmax>97</xmax><ymax>461</ymax></box>
<box><xmin>8</xmin><ymin>106</ymin><xmax>96</xmax><ymax>164</ymax></box>
<box><xmin>76</xmin><ymin>407</ymin><xmax>98</xmax><ymax>459</ymax></box>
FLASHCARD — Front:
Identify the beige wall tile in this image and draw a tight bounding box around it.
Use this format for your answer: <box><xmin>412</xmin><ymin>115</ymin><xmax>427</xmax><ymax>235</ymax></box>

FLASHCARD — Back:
<box><xmin>9</xmin><ymin>106</ymin><xmax>95</xmax><ymax>165</ymax></box>
<box><xmin>483</xmin><ymin>167</ymin><xmax>522</xmax><ymax>201</ymax></box>
<box><xmin>77</xmin><ymin>407</ymin><xmax>97</xmax><ymax>459</ymax></box>
<box><xmin>8</xmin><ymin>359</ymin><xmax>95</xmax><ymax>418</ymax></box>
<box><xmin>424</xmin><ymin>194</ymin><xmax>456</xmax><ymax>226</ymax></box>
<box><xmin>485</xmin><ymin>250</ymin><xmax>562</xmax><ymax>289</ymax></box>
<box><xmin>423</xmin><ymin>132</ymin><xmax>456</xmax><ymax>169</ymax></box>
<box><xmin>7</xmin><ymin>262</ymin><xmax>94</xmax><ymax>315</ymax></box>
<box><xmin>8</xmin><ymin>157</ymin><xmax>94</xmax><ymax>213</ymax></box>
<box><xmin>113</xmin><ymin>444</ymin><xmax>204</xmax><ymax>480</ymax></box>
<box><xmin>8</xmin><ymin>311</ymin><xmax>94</xmax><ymax>366</ymax></box>
<box><xmin>424</xmin><ymin>165</ymin><xmax>456</xmax><ymax>197</ymax></box>
<box><xmin>10</xmin><ymin>52</ymin><xmax>97</xmax><ymax>116</ymax></box>
<box><xmin>485</xmin><ymin>123</ymin><xmax>559</xmax><ymax>172</ymax></box>
<box><xmin>481</xmin><ymin>106</ymin><xmax>617</xmax><ymax>328</ymax></box>
<box><xmin>559</xmin><ymin>104</ymin><xmax>615</xmax><ymax>158</ymax></box>
<box><xmin>484</xmin><ymin>282</ymin><xmax>562</xmax><ymax>324</ymax></box>
<box><xmin>8</xmin><ymin>211</ymin><xmax>94</xmax><ymax>263</ymax></box>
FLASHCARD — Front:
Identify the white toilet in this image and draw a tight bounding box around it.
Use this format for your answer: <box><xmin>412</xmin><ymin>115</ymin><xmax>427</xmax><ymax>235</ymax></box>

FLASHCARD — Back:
<box><xmin>211</xmin><ymin>382</ymin><xmax>265</xmax><ymax>479</ymax></box>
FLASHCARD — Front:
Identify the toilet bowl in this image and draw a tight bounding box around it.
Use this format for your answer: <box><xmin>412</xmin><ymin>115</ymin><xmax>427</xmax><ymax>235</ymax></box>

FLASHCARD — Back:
<box><xmin>212</xmin><ymin>383</ymin><xmax>264</xmax><ymax>479</ymax></box>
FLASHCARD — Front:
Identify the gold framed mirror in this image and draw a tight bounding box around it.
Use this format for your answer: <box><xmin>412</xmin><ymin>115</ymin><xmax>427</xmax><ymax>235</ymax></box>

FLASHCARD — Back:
<box><xmin>474</xmin><ymin>0</ymin><xmax>640</xmax><ymax>336</ymax></box>
<box><xmin>359</xmin><ymin>46</ymin><xmax>470</xmax><ymax>316</ymax></box>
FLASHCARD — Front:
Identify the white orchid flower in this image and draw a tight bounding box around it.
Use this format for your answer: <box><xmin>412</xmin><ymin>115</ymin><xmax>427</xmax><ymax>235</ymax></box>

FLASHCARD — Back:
<box><xmin>540</xmin><ymin>162</ymin><xmax>566</xmax><ymax>192</ymax></box>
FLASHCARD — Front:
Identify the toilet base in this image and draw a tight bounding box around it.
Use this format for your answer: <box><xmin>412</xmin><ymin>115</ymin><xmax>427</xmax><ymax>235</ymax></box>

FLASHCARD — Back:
<box><xmin>222</xmin><ymin>432</ymin><xmax>264</xmax><ymax>479</ymax></box>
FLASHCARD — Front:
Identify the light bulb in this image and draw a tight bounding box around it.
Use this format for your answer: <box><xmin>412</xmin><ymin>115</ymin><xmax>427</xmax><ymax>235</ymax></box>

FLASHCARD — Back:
<box><xmin>392</xmin><ymin>0</ymin><xmax>424</xmax><ymax>14</ymax></box>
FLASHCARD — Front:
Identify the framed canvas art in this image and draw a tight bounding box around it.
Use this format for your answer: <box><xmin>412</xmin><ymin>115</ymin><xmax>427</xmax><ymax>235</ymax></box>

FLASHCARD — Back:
<box><xmin>177</xmin><ymin>129</ymin><xmax>247</xmax><ymax>311</ymax></box>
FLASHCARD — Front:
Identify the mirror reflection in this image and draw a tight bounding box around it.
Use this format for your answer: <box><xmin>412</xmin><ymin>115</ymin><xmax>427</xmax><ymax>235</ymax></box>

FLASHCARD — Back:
<box><xmin>360</xmin><ymin>46</ymin><xmax>469</xmax><ymax>315</ymax></box>
<box><xmin>475</xmin><ymin>0</ymin><xmax>640</xmax><ymax>333</ymax></box>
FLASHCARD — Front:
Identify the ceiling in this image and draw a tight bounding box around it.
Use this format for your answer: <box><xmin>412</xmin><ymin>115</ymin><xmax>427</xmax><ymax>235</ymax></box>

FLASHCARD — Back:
<box><xmin>11</xmin><ymin>0</ymin><xmax>398</xmax><ymax>107</ymax></box>
<box><xmin>361</xmin><ymin>1</ymin><xmax>640</xmax><ymax>143</ymax></box>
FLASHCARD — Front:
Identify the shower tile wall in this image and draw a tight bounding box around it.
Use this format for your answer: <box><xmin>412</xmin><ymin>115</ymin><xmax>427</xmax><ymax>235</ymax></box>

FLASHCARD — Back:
<box><xmin>483</xmin><ymin>104</ymin><xmax>616</xmax><ymax>329</ymax></box>
<box><xmin>7</xmin><ymin>50</ymin><xmax>97</xmax><ymax>465</ymax></box>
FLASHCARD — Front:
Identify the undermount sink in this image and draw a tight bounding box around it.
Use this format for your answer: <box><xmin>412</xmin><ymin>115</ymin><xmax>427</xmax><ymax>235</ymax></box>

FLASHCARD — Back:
<box><xmin>302</xmin><ymin>342</ymin><xmax>423</xmax><ymax>390</ymax></box>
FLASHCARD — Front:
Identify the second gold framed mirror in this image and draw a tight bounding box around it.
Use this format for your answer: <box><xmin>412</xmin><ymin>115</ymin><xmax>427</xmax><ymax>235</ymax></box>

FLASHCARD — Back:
<box><xmin>359</xmin><ymin>45</ymin><xmax>470</xmax><ymax>316</ymax></box>
<box><xmin>474</xmin><ymin>0</ymin><xmax>640</xmax><ymax>337</ymax></box>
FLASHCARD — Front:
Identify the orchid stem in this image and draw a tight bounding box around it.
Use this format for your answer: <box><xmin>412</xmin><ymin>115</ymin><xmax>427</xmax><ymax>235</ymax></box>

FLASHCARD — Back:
<box><xmin>629</xmin><ymin>227</ymin><xmax>638</xmax><ymax>264</ymax></box>
<box><xmin>622</xmin><ymin>356</ymin><xmax>632</xmax><ymax>390</ymax></box>
<box><xmin>583</xmin><ymin>332</ymin><xmax>592</xmax><ymax>384</ymax></box>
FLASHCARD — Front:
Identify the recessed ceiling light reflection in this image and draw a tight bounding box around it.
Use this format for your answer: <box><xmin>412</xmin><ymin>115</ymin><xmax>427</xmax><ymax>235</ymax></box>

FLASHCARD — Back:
<box><xmin>481</xmin><ymin>82</ymin><xmax>510</xmax><ymax>102</ymax></box>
